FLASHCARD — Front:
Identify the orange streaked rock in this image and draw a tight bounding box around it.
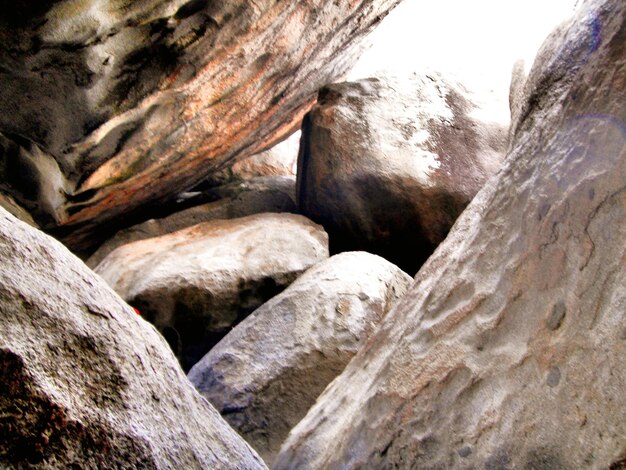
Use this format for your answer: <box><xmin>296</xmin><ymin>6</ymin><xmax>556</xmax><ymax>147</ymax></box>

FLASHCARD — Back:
<box><xmin>0</xmin><ymin>0</ymin><xmax>402</xmax><ymax>251</ymax></box>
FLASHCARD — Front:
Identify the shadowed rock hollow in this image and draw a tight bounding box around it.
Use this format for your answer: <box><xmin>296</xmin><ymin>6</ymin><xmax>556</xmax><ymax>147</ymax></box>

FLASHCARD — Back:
<box><xmin>0</xmin><ymin>0</ymin><xmax>402</xmax><ymax>252</ymax></box>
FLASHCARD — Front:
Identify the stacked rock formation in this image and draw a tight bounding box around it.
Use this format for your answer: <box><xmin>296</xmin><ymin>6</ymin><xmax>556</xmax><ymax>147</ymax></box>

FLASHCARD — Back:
<box><xmin>1</xmin><ymin>0</ymin><xmax>623</xmax><ymax>468</ymax></box>
<box><xmin>275</xmin><ymin>0</ymin><xmax>626</xmax><ymax>467</ymax></box>
<box><xmin>0</xmin><ymin>0</ymin><xmax>403</xmax><ymax>251</ymax></box>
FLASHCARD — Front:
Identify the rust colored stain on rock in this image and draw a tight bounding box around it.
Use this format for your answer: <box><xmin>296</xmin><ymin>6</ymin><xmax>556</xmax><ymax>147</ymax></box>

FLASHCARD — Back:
<box><xmin>0</xmin><ymin>0</ymin><xmax>403</xmax><ymax>251</ymax></box>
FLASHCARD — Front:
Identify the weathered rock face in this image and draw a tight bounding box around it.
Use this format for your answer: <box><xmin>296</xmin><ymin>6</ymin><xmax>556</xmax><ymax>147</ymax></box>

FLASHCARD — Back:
<box><xmin>206</xmin><ymin>132</ymin><xmax>300</xmax><ymax>186</ymax></box>
<box><xmin>297</xmin><ymin>72</ymin><xmax>508</xmax><ymax>274</ymax></box>
<box><xmin>0</xmin><ymin>0</ymin><xmax>402</xmax><ymax>251</ymax></box>
<box><xmin>95</xmin><ymin>213</ymin><xmax>329</xmax><ymax>371</ymax></box>
<box><xmin>275</xmin><ymin>1</ymin><xmax>626</xmax><ymax>468</ymax></box>
<box><xmin>188</xmin><ymin>252</ymin><xmax>411</xmax><ymax>463</ymax></box>
<box><xmin>508</xmin><ymin>59</ymin><xmax>528</xmax><ymax>141</ymax></box>
<box><xmin>0</xmin><ymin>208</ymin><xmax>266</xmax><ymax>469</ymax></box>
<box><xmin>87</xmin><ymin>176</ymin><xmax>297</xmax><ymax>268</ymax></box>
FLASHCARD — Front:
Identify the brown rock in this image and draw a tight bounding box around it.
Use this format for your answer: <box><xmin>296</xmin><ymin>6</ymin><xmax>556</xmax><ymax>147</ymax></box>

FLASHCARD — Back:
<box><xmin>0</xmin><ymin>193</ymin><xmax>38</xmax><ymax>228</ymax></box>
<box><xmin>188</xmin><ymin>252</ymin><xmax>412</xmax><ymax>463</ymax></box>
<box><xmin>0</xmin><ymin>207</ymin><xmax>266</xmax><ymax>469</ymax></box>
<box><xmin>87</xmin><ymin>175</ymin><xmax>297</xmax><ymax>268</ymax></box>
<box><xmin>297</xmin><ymin>72</ymin><xmax>508</xmax><ymax>274</ymax></box>
<box><xmin>0</xmin><ymin>132</ymin><xmax>68</xmax><ymax>227</ymax></box>
<box><xmin>275</xmin><ymin>0</ymin><xmax>626</xmax><ymax>468</ymax></box>
<box><xmin>95</xmin><ymin>213</ymin><xmax>329</xmax><ymax>371</ymax></box>
<box><xmin>0</xmin><ymin>0</ymin><xmax>402</xmax><ymax>251</ymax></box>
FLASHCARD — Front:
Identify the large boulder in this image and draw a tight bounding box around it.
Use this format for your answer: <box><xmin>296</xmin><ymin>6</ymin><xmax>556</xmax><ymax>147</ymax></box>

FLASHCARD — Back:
<box><xmin>275</xmin><ymin>0</ymin><xmax>626</xmax><ymax>468</ymax></box>
<box><xmin>297</xmin><ymin>72</ymin><xmax>508</xmax><ymax>274</ymax></box>
<box><xmin>0</xmin><ymin>0</ymin><xmax>402</xmax><ymax>251</ymax></box>
<box><xmin>0</xmin><ymin>207</ymin><xmax>265</xmax><ymax>469</ymax></box>
<box><xmin>87</xmin><ymin>176</ymin><xmax>297</xmax><ymax>268</ymax></box>
<box><xmin>189</xmin><ymin>252</ymin><xmax>412</xmax><ymax>463</ymax></box>
<box><xmin>95</xmin><ymin>213</ymin><xmax>329</xmax><ymax>371</ymax></box>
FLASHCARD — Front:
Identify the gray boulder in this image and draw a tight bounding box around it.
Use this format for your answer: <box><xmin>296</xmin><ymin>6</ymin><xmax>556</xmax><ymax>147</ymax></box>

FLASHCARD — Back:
<box><xmin>0</xmin><ymin>207</ymin><xmax>265</xmax><ymax>469</ymax></box>
<box><xmin>508</xmin><ymin>59</ymin><xmax>528</xmax><ymax>142</ymax></box>
<box><xmin>188</xmin><ymin>252</ymin><xmax>412</xmax><ymax>463</ymax></box>
<box><xmin>95</xmin><ymin>213</ymin><xmax>329</xmax><ymax>371</ymax></box>
<box><xmin>297</xmin><ymin>72</ymin><xmax>508</xmax><ymax>274</ymax></box>
<box><xmin>275</xmin><ymin>0</ymin><xmax>626</xmax><ymax>468</ymax></box>
<box><xmin>0</xmin><ymin>132</ymin><xmax>68</xmax><ymax>227</ymax></box>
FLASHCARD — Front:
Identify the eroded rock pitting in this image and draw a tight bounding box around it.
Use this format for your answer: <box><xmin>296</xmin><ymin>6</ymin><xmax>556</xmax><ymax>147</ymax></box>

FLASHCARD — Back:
<box><xmin>275</xmin><ymin>0</ymin><xmax>626</xmax><ymax>467</ymax></box>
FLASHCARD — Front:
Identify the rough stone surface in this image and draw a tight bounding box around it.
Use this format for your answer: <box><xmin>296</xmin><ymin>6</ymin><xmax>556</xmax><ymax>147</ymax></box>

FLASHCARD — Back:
<box><xmin>188</xmin><ymin>252</ymin><xmax>412</xmax><ymax>463</ymax></box>
<box><xmin>297</xmin><ymin>72</ymin><xmax>508</xmax><ymax>274</ymax></box>
<box><xmin>95</xmin><ymin>213</ymin><xmax>329</xmax><ymax>371</ymax></box>
<box><xmin>508</xmin><ymin>59</ymin><xmax>528</xmax><ymax>142</ymax></box>
<box><xmin>87</xmin><ymin>176</ymin><xmax>296</xmax><ymax>268</ymax></box>
<box><xmin>207</xmin><ymin>132</ymin><xmax>300</xmax><ymax>186</ymax></box>
<box><xmin>0</xmin><ymin>0</ymin><xmax>402</xmax><ymax>251</ymax></box>
<box><xmin>0</xmin><ymin>208</ymin><xmax>266</xmax><ymax>469</ymax></box>
<box><xmin>275</xmin><ymin>1</ymin><xmax>626</xmax><ymax>468</ymax></box>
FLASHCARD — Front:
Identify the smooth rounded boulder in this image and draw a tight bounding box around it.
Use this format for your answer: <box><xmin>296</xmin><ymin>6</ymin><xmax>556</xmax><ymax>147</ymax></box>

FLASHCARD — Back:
<box><xmin>0</xmin><ymin>208</ymin><xmax>265</xmax><ymax>469</ymax></box>
<box><xmin>95</xmin><ymin>213</ymin><xmax>329</xmax><ymax>371</ymax></box>
<box><xmin>275</xmin><ymin>1</ymin><xmax>626</xmax><ymax>468</ymax></box>
<box><xmin>189</xmin><ymin>252</ymin><xmax>412</xmax><ymax>463</ymax></box>
<box><xmin>297</xmin><ymin>72</ymin><xmax>508</xmax><ymax>274</ymax></box>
